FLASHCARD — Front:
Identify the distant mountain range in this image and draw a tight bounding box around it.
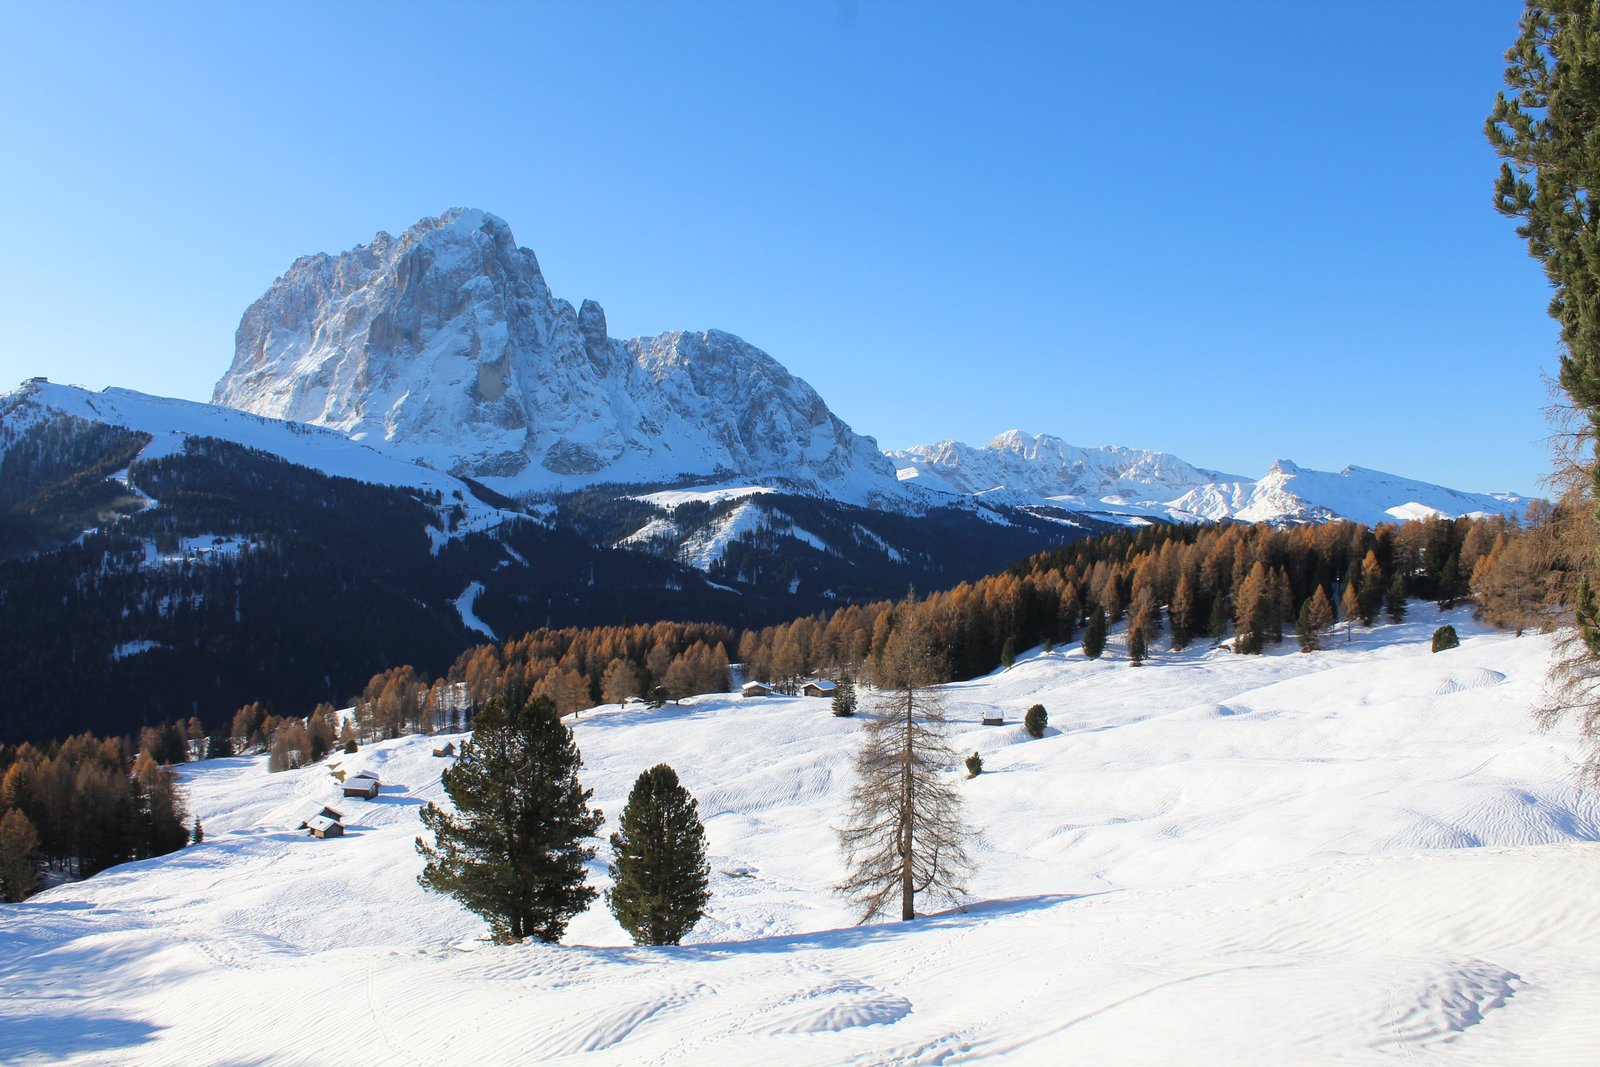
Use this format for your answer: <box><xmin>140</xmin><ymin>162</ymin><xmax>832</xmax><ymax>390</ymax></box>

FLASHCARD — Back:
<box><xmin>0</xmin><ymin>208</ymin><xmax>1532</xmax><ymax>740</ymax></box>
<box><xmin>888</xmin><ymin>430</ymin><xmax>1529</xmax><ymax>528</ymax></box>
<box><xmin>209</xmin><ymin>208</ymin><xmax>1527</xmax><ymax>527</ymax></box>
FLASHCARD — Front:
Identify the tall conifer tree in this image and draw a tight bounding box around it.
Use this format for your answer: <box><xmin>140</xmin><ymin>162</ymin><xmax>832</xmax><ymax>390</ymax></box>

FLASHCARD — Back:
<box><xmin>417</xmin><ymin>695</ymin><xmax>602</xmax><ymax>943</ymax></box>
<box><xmin>1082</xmin><ymin>607</ymin><xmax>1107</xmax><ymax>660</ymax></box>
<box><xmin>607</xmin><ymin>764</ymin><xmax>711</xmax><ymax>946</ymax></box>
<box><xmin>1489</xmin><ymin>3</ymin><xmax>1600</xmax><ymax>783</ymax></box>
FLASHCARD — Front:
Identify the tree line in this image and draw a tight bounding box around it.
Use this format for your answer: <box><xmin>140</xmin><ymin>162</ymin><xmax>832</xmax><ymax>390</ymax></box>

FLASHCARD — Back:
<box><xmin>155</xmin><ymin>510</ymin><xmax>1557</xmax><ymax>783</ymax></box>
<box><xmin>0</xmin><ymin>728</ymin><xmax>191</xmax><ymax>901</ymax></box>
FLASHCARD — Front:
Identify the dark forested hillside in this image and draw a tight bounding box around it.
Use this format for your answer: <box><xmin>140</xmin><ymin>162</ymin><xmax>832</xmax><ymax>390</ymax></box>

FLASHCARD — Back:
<box><xmin>0</xmin><ymin>435</ymin><xmax>763</xmax><ymax>743</ymax></box>
<box><xmin>0</xmin><ymin>425</ymin><xmax>1105</xmax><ymax>744</ymax></box>
<box><xmin>0</xmin><ymin>416</ymin><xmax>152</xmax><ymax>559</ymax></box>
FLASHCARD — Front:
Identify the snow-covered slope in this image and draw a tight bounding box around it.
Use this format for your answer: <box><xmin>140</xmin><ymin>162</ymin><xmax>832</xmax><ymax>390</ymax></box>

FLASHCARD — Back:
<box><xmin>4</xmin><ymin>607</ymin><xmax>1597</xmax><ymax>1064</ymax></box>
<box><xmin>213</xmin><ymin>209</ymin><xmax>901</xmax><ymax>505</ymax></box>
<box><xmin>0</xmin><ymin>377</ymin><xmax>519</xmax><ymax>540</ymax></box>
<box><xmin>892</xmin><ymin>430</ymin><xmax>1530</xmax><ymax>526</ymax></box>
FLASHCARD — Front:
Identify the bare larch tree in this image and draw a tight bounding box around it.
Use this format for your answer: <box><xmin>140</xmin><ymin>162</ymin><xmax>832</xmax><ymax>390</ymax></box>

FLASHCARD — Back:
<box><xmin>837</xmin><ymin>605</ymin><xmax>974</xmax><ymax>921</ymax></box>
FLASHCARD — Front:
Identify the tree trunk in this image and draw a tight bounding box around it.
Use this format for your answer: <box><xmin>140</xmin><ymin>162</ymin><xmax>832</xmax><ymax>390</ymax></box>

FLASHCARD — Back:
<box><xmin>901</xmin><ymin>689</ymin><xmax>914</xmax><ymax>921</ymax></box>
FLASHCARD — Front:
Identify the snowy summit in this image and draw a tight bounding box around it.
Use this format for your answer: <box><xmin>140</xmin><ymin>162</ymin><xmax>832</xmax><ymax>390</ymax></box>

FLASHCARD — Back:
<box><xmin>213</xmin><ymin>209</ymin><xmax>898</xmax><ymax>504</ymax></box>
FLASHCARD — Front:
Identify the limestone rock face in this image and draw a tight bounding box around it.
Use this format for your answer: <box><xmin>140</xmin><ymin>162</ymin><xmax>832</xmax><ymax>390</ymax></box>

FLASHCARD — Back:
<box><xmin>214</xmin><ymin>209</ymin><xmax>900</xmax><ymax>502</ymax></box>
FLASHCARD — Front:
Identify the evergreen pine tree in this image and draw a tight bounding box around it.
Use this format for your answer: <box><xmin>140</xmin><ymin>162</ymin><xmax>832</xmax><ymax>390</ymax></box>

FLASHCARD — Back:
<box><xmin>1082</xmin><ymin>607</ymin><xmax>1107</xmax><ymax>660</ymax></box>
<box><xmin>831</xmin><ymin>672</ymin><xmax>858</xmax><ymax>717</ymax></box>
<box><xmin>1128</xmin><ymin>626</ymin><xmax>1146</xmax><ymax>666</ymax></box>
<box><xmin>1489</xmin><ymin>2</ymin><xmax>1600</xmax><ymax>425</ymax></box>
<box><xmin>1024</xmin><ymin>703</ymin><xmax>1047</xmax><ymax>739</ymax></box>
<box><xmin>1386</xmin><ymin>572</ymin><xmax>1409</xmax><ymax>623</ymax></box>
<box><xmin>416</xmin><ymin>694</ymin><xmax>602</xmax><ymax>943</ymax></box>
<box><xmin>964</xmin><ymin>752</ymin><xmax>983</xmax><ymax>778</ymax></box>
<box><xmin>1295</xmin><ymin>598</ymin><xmax>1316</xmax><ymax>653</ymax></box>
<box><xmin>1436</xmin><ymin>552</ymin><xmax>1462</xmax><ymax>609</ymax></box>
<box><xmin>1208</xmin><ymin>593</ymin><xmax>1231</xmax><ymax>645</ymax></box>
<box><xmin>191</xmin><ymin>817</ymin><xmax>203</xmax><ymax>845</ymax></box>
<box><xmin>999</xmin><ymin>636</ymin><xmax>1016</xmax><ymax>669</ymax></box>
<box><xmin>606</xmin><ymin>764</ymin><xmax>711</xmax><ymax>946</ymax></box>
<box><xmin>1432</xmin><ymin>625</ymin><xmax>1461</xmax><ymax>653</ymax></box>
<box><xmin>1296</xmin><ymin>587</ymin><xmax>1335</xmax><ymax>653</ymax></box>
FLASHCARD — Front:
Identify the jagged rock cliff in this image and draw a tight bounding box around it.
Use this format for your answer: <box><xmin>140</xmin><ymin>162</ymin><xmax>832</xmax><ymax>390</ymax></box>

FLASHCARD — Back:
<box><xmin>214</xmin><ymin>209</ymin><xmax>899</xmax><ymax>502</ymax></box>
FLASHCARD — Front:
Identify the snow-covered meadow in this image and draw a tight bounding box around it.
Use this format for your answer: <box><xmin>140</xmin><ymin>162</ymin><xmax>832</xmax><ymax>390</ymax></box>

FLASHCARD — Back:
<box><xmin>3</xmin><ymin>606</ymin><xmax>1597</xmax><ymax>1064</ymax></box>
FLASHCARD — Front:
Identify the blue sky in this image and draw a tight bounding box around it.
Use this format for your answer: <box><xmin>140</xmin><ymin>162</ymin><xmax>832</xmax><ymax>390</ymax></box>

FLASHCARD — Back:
<box><xmin>0</xmin><ymin>0</ymin><xmax>1557</xmax><ymax>495</ymax></box>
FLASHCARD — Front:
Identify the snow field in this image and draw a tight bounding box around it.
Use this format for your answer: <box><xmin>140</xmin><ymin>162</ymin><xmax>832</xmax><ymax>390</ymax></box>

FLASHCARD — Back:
<box><xmin>1</xmin><ymin>605</ymin><xmax>1597</xmax><ymax>1064</ymax></box>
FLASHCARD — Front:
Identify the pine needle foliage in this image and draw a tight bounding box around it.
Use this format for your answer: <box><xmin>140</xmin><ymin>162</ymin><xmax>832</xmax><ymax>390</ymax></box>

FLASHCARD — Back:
<box><xmin>1024</xmin><ymin>703</ymin><xmax>1048</xmax><ymax>739</ymax></box>
<box><xmin>1082</xmin><ymin>607</ymin><xmax>1107</xmax><ymax>660</ymax></box>
<box><xmin>831</xmin><ymin>672</ymin><xmax>858</xmax><ymax>717</ymax></box>
<box><xmin>606</xmin><ymin>764</ymin><xmax>711</xmax><ymax>946</ymax></box>
<box><xmin>1432</xmin><ymin>625</ymin><xmax>1461</xmax><ymax>653</ymax></box>
<box><xmin>1489</xmin><ymin>3</ymin><xmax>1600</xmax><ymax>783</ymax></box>
<box><xmin>416</xmin><ymin>694</ymin><xmax>602</xmax><ymax>944</ymax></box>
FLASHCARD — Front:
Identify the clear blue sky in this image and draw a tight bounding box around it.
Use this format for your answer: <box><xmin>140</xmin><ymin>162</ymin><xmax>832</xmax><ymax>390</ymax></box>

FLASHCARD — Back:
<box><xmin>0</xmin><ymin>0</ymin><xmax>1558</xmax><ymax>495</ymax></box>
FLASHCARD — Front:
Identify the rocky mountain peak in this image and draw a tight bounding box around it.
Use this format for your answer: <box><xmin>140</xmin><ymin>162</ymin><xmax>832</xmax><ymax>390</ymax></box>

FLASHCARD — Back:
<box><xmin>212</xmin><ymin>210</ymin><xmax>900</xmax><ymax>503</ymax></box>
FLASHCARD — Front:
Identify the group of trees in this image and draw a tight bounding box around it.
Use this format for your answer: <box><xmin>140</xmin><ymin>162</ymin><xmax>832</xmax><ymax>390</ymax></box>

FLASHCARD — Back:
<box><xmin>450</xmin><ymin>622</ymin><xmax>736</xmax><ymax>717</ymax></box>
<box><xmin>0</xmin><ymin>730</ymin><xmax>190</xmax><ymax>900</ymax></box>
<box><xmin>732</xmin><ymin>514</ymin><xmax>1545</xmax><ymax>693</ymax></box>
<box><xmin>417</xmin><ymin>694</ymin><xmax>710</xmax><ymax>946</ymax></box>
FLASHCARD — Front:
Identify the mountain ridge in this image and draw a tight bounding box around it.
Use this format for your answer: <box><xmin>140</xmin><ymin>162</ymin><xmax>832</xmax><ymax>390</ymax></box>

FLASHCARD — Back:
<box><xmin>203</xmin><ymin>207</ymin><xmax>1531</xmax><ymax>526</ymax></box>
<box><xmin>213</xmin><ymin>208</ymin><xmax>900</xmax><ymax>505</ymax></box>
<box><xmin>890</xmin><ymin>429</ymin><xmax>1530</xmax><ymax>527</ymax></box>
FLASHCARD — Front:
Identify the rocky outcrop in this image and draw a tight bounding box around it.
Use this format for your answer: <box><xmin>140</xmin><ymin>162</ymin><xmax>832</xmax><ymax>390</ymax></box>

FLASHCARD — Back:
<box><xmin>214</xmin><ymin>209</ymin><xmax>900</xmax><ymax>503</ymax></box>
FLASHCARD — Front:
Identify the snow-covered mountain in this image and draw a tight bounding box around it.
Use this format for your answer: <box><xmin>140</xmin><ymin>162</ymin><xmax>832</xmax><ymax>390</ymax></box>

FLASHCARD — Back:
<box><xmin>213</xmin><ymin>209</ymin><xmax>899</xmax><ymax>504</ymax></box>
<box><xmin>889</xmin><ymin>431</ymin><xmax>1241</xmax><ymax>506</ymax></box>
<box><xmin>891</xmin><ymin>430</ymin><xmax>1530</xmax><ymax>526</ymax></box>
<box><xmin>2</xmin><ymin>378</ymin><xmax>517</xmax><ymax>540</ymax></box>
<box><xmin>206</xmin><ymin>208</ymin><xmax>1528</xmax><ymax>525</ymax></box>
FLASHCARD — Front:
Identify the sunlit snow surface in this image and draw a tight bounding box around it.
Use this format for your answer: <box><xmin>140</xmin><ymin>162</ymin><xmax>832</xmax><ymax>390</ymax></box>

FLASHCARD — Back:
<box><xmin>3</xmin><ymin>606</ymin><xmax>1598</xmax><ymax>1064</ymax></box>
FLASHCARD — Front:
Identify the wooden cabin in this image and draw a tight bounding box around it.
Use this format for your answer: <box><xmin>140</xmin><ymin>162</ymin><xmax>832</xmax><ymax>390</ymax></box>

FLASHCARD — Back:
<box><xmin>432</xmin><ymin>742</ymin><xmax>456</xmax><ymax>758</ymax></box>
<box><xmin>343</xmin><ymin>772</ymin><xmax>380</xmax><ymax>799</ymax></box>
<box><xmin>741</xmin><ymin>681</ymin><xmax>776</xmax><ymax>698</ymax></box>
<box><xmin>295</xmin><ymin>803</ymin><xmax>345</xmax><ymax>830</ymax></box>
<box><xmin>802</xmin><ymin>680</ymin><xmax>837</xmax><ymax>698</ymax></box>
<box><xmin>306</xmin><ymin>815</ymin><xmax>344</xmax><ymax>839</ymax></box>
<box><xmin>981</xmin><ymin>713</ymin><xmax>1006</xmax><ymax>726</ymax></box>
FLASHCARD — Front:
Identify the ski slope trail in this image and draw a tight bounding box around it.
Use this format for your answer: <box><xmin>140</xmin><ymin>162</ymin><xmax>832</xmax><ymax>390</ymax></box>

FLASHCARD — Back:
<box><xmin>2</xmin><ymin>606</ymin><xmax>1597</xmax><ymax>1064</ymax></box>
